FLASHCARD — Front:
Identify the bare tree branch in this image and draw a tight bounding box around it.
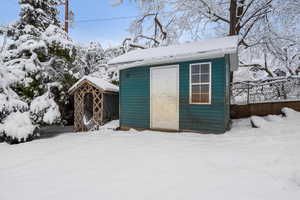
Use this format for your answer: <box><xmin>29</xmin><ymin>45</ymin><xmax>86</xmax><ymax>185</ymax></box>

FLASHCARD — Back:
<box><xmin>135</xmin><ymin>35</ymin><xmax>160</xmax><ymax>45</ymax></box>
<box><xmin>199</xmin><ymin>0</ymin><xmax>230</xmax><ymax>23</ymax></box>
<box><xmin>154</xmin><ymin>15</ymin><xmax>167</xmax><ymax>40</ymax></box>
<box><xmin>129</xmin><ymin>43</ymin><xmax>146</xmax><ymax>49</ymax></box>
<box><xmin>240</xmin><ymin>0</ymin><xmax>272</xmax><ymax>29</ymax></box>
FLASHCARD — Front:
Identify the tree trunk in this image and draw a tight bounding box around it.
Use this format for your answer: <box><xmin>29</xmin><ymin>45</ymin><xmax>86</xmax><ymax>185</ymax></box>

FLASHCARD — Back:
<box><xmin>229</xmin><ymin>0</ymin><xmax>245</xmax><ymax>83</ymax></box>
<box><xmin>229</xmin><ymin>0</ymin><xmax>238</xmax><ymax>35</ymax></box>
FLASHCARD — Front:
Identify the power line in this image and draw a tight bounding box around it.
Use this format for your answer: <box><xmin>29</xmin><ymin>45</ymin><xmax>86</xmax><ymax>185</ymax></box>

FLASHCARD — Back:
<box><xmin>72</xmin><ymin>11</ymin><xmax>175</xmax><ymax>24</ymax></box>
<box><xmin>75</xmin><ymin>15</ymin><xmax>140</xmax><ymax>23</ymax></box>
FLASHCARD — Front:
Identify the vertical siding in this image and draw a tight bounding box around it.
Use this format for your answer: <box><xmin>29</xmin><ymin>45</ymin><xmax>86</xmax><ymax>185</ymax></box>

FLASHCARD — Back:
<box><xmin>224</xmin><ymin>54</ymin><xmax>231</xmax><ymax>130</ymax></box>
<box><xmin>179</xmin><ymin>58</ymin><xmax>227</xmax><ymax>133</ymax></box>
<box><xmin>119</xmin><ymin>57</ymin><xmax>228</xmax><ymax>133</ymax></box>
<box><xmin>119</xmin><ymin>66</ymin><xmax>150</xmax><ymax>128</ymax></box>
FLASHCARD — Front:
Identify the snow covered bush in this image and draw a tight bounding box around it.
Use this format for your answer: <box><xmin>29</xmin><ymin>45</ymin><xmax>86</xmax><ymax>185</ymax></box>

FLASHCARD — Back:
<box><xmin>0</xmin><ymin>0</ymin><xmax>83</xmax><ymax>143</ymax></box>
<box><xmin>0</xmin><ymin>111</ymin><xmax>37</xmax><ymax>144</ymax></box>
<box><xmin>250</xmin><ymin>107</ymin><xmax>300</xmax><ymax>129</ymax></box>
<box><xmin>0</xmin><ymin>0</ymin><xmax>80</xmax><ymax>126</ymax></box>
<box><xmin>0</xmin><ymin>85</ymin><xmax>28</xmax><ymax>121</ymax></box>
<box><xmin>0</xmin><ymin>62</ymin><xmax>28</xmax><ymax>118</ymax></box>
<box><xmin>250</xmin><ymin>116</ymin><xmax>269</xmax><ymax>128</ymax></box>
<box><xmin>30</xmin><ymin>92</ymin><xmax>61</xmax><ymax>126</ymax></box>
<box><xmin>281</xmin><ymin>107</ymin><xmax>300</xmax><ymax>119</ymax></box>
<box><xmin>0</xmin><ymin>74</ymin><xmax>37</xmax><ymax>144</ymax></box>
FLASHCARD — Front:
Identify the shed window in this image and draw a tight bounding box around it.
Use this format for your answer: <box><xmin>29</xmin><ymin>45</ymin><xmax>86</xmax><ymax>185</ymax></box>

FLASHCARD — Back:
<box><xmin>190</xmin><ymin>63</ymin><xmax>211</xmax><ymax>104</ymax></box>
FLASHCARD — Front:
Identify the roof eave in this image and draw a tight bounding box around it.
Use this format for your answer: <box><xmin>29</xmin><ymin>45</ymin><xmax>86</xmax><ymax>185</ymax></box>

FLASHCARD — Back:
<box><xmin>68</xmin><ymin>79</ymin><xmax>105</xmax><ymax>95</ymax></box>
<box><xmin>68</xmin><ymin>76</ymin><xmax>119</xmax><ymax>94</ymax></box>
<box><xmin>115</xmin><ymin>48</ymin><xmax>237</xmax><ymax>71</ymax></box>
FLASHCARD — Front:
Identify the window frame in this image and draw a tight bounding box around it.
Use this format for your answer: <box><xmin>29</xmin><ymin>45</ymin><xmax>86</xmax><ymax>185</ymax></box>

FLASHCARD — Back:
<box><xmin>189</xmin><ymin>62</ymin><xmax>212</xmax><ymax>105</ymax></box>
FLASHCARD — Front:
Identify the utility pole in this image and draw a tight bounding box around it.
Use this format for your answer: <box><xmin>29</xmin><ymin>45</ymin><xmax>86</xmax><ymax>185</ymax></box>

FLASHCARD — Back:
<box><xmin>64</xmin><ymin>0</ymin><xmax>69</xmax><ymax>33</ymax></box>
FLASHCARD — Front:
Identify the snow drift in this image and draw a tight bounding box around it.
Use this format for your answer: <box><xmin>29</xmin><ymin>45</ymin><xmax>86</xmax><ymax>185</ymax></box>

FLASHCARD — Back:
<box><xmin>250</xmin><ymin>107</ymin><xmax>300</xmax><ymax>129</ymax></box>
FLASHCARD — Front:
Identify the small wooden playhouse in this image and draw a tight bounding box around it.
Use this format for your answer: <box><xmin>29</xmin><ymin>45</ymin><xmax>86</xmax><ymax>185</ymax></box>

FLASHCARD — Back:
<box><xmin>109</xmin><ymin>36</ymin><xmax>239</xmax><ymax>133</ymax></box>
<box><xmin>69</xmin><ymin>76</ymin><xmax>119</xmax><ymax>132</ymax></box>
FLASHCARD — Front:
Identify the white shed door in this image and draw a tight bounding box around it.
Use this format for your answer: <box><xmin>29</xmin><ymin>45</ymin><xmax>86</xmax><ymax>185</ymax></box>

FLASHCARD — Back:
<box><xmin>150</xmin><ymin>65</ymin><xmax>179</xmax><ymax>130</ymax></box>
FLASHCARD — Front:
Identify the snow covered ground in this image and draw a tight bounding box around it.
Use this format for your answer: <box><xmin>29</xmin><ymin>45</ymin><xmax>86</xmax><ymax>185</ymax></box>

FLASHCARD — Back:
<box><xmin>0</xmin><ymin>114</ymin><xmax>300</xmax><ymax>200</ymax></box>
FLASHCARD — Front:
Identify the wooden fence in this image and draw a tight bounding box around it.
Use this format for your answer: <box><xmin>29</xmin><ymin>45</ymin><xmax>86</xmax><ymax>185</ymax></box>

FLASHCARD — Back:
<box><xmin>230</xmin><ymin>101</ymin><xmax>300</xmax><ymax>119</ymax></box>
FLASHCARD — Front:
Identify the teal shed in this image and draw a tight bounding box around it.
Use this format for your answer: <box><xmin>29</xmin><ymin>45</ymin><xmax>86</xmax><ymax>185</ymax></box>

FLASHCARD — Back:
<box><xmin>109</xmin><ymin>36</ymin><xmax>239</xmax><ymax>133</ymax></box>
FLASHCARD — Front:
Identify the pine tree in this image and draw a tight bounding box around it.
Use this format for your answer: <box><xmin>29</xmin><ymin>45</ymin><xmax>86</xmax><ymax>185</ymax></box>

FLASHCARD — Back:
<box><xmin>0</xmin><ymin>0</ymin><xmax>78</xmax><ymax>138</ymax></box>
<box><xmin>9</xmin><ymin>0</ymin><xmax>60</xmax><ymax>39</ymax></box>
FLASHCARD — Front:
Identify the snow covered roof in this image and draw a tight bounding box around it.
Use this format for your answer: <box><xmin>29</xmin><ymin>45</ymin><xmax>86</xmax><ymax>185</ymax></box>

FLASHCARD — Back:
<box><xmin>68</xmin><ymin>76</ymin><xmax>119</xmax><ymax>94</ymax></box>
<box><xmin>108</xmin><ymin>36</ymin><xmax>239</xmax><ymax>70</ymax></box>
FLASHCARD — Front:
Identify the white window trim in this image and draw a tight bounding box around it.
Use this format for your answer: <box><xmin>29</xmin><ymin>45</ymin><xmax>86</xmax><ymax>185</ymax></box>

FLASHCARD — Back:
<box><xmin>189</xmin><ymin>62</ymin><xmax>212</xmax><ymax>105</ymax></box>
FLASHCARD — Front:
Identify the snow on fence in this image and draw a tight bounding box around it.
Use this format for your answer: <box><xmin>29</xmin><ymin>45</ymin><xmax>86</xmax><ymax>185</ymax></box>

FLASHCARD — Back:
<box><xmin>231</xmin><ymin>76</ymin><xmax>300</xmax><ymax>105</ymax></box>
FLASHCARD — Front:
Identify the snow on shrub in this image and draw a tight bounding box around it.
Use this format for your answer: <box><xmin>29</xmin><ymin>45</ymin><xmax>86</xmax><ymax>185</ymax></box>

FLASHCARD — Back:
<box><xmin>30</xmin><ymin>92</ymin><xmax>61</xmax><ymax>125</ymax></box>
<box><xmin>281</xmin><ymin>107</ymin><xmax>300</xmax><ymax>118</ymax></box>
<box><xmin>251</xmin><ymin>108</ymin><xmax>300</xmax><ymax>129</ymax></box>
<box><xmin>0</xmin><ymin>111</ymin><xmax>36</xmax><ymax>144</ymax></box>
<box><xmin>0</xmin><ymin>88</ymin><xmax>28</xmax><ymax>114</ymax></box>
<box><xmin>264</xmin><ymin>114</ymin><xmax>283</xmax><ymax>122</ymax></box>
<box><xmin>42</xmin><ymin>25</ymin><xmax>75</xmax><ymax>55</ymax></box>
<box><xmin>0</xmin><ymin>69</ymin><xmax>29</xmax><ymax>121</ymax></box>
<box><xmin>250</xmin><ymin>116</ymin><xmax>269</xmax><ymax>128</ymax></box>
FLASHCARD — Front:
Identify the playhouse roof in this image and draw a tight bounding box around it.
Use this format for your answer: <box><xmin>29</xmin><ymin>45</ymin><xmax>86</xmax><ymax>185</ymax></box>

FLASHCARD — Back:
<box><xmin>108</xmin><ymin>36</ymin><xmax>239</xmax><ymax>70</ymax></box>
<box><xmin>68</xmin><ymin>76</ymin><xmax>119</xmax><ymax>94</ymax></box>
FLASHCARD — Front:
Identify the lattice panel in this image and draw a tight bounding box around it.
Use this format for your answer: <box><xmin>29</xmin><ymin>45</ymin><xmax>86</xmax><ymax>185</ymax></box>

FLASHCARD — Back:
<box><xmin>73</xmin><ymin>81</ymin><xmax>104</xmax><ymax>132</ymax></box>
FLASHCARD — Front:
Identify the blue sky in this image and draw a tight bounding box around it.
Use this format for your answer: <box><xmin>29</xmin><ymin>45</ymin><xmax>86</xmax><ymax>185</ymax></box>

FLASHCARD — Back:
<box><xmin>0</xmin><ymin>0</ymin><xmax>139</xmax><ymax>48</ymax></box>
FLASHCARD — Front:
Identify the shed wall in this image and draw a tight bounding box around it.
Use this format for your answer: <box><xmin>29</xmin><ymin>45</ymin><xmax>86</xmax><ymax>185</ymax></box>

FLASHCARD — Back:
<box><xmin>119</xmin><ymin>57</ymin><xmax>229</xmax><ymax>133</ymax></box>
<box><xmin>120</xmin><ymin>67</ymin><xmax>150</xmax><ymax>128</ymax></box>
<box><xmin>179</xmin><ymin>58</ymin><xmax>228</xmax><ymax>133</ymax></box>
